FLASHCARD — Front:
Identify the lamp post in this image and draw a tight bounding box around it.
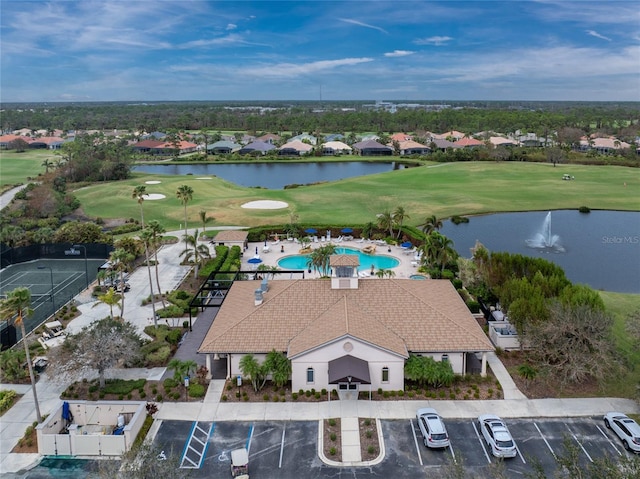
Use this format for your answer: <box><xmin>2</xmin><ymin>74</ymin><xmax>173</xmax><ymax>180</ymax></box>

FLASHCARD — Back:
<box><xmin>37</xmin><ymin>266</ymin><xmax>55</xmax><ymax>315</ymax></box>
<box><xmin>73</xmin><ymin>244</ymin><xmax>89</xmax><ymax>289</ymax></box>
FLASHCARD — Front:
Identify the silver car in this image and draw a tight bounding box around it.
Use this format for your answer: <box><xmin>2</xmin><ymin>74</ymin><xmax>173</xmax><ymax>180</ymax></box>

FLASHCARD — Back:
<box><xmin>478</xmin><ymin>414</ymin><xmax>517</xmax><ymax>458</ymax></box>
<box><xmin>416</xmin><ymin>408</ymin><xmax>450</xmax><ymax>448</ymax></box>
<box><xmin>604</xmin><ymin>412</ymin><xmax>640</xmax><ymax>453</ymax></box>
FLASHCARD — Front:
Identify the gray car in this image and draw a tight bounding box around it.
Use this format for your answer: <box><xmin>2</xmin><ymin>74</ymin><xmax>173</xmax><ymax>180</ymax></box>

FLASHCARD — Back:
<box><xmin>478</xmin><ymin>414</ymin><xmax>517</xmax><ymax>458</ymax></box>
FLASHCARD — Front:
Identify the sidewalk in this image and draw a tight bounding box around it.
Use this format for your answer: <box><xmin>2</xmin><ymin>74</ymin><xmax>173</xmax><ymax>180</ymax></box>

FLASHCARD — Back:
<box><xmin>2</xmin><ymin>228</ymin><xmax>639</xmax><ymax>473</ymax></box>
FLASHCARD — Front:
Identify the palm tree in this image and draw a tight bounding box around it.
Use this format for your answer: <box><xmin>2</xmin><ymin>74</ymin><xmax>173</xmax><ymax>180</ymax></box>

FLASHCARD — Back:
<box><xmin>199</xmin><ymin>210</ymin><xmax>213</xmax><ymax>236</ymax></box>
<box><xmin>180</xmin><ymin>229</ymin><xmax>211</xmax><ymax>276</ymax></box>
<box><xmin>176</xmin><ymin>185</ymin><xmax>194</xmax><ymax>255</ymax></box>
<box><xmin>377</xmin><ymin>211</ymin><xmax>395</xmax><ymax>238</ymax></box>
<box><xmin>306</xmin><ymin>244</ymin><xmax>337</xmax><ymax>277</ymax></box>
<box><xmin>147</xmin><ymin>220</ymin><xmax>166</xmax><ymax>307</ymax></box>
<box><xmin>94</xmin><ymin>287</ymin><xmax>122</xmax><ymax>319</ymax></box>
<box><xmin>393</xmin><ymin>206</ymin><xmax>409</xmax><ymax>239</ymax></box>
<box><xmin>0</xmin><ymin>287</ymin><xmax>42</xmax><ymax>422</ymax></box>
<box><xmin>109</xmin><ymin>248</ymin><xmax>134</xmax><ymax>318</ymax></box>
<box><xmin>132</xmin><ymin>185</ymin><xmax>147</xmax><ymax>228</ymax></box>
<box><xmin>140</xmin><ymin>228</ymin><xmax>158</xmax><ymax>327</ymax></box>
<box><xmin>41</xmin><ymin>158</ymin><xmax>54</xmax><ymax>174</ymax></box>
<box><xmin>420</xmin><ymin>215</ymin><xmax>443</xmax><ymax>237</ymax></box>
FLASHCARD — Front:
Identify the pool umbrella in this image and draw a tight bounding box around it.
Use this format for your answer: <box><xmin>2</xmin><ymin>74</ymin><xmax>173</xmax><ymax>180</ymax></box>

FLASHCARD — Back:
<box><xmin>305</xmin><ymin>228</ymin><xmax>317</xmax><ymax>234</ymax></box>
<box><xmin>341</xmin><ymin>228</ymin><xmax>353</xmax><ymax>234</ymax></box>
<box><xmin>401</xmin><ymin>241</ymin><xmax>413</xmax><ymax>248</ymax></box>
<box><xmin>248</xmin><ymin>257</ymin><xmax>262</xmax><ymax>265</ymax></box>
<box><xmin>62</xmin><ymin>401</ymin><xmax>73</xmax><ymax>424</ymax></box>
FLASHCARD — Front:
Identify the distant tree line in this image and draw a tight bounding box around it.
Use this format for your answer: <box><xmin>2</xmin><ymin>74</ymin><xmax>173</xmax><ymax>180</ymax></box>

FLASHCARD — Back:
<box><xmin>2</xmin><ymin>101</ymin><xmax>639</xmax><ymax>140</ymax></box>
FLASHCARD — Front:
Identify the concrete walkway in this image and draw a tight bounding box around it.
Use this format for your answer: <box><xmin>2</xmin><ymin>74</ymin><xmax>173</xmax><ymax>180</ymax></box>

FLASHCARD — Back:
<box><xmin>2</xmin><ymin>227</ymin><xmax>639</xmax><ymax>474</ymax></box>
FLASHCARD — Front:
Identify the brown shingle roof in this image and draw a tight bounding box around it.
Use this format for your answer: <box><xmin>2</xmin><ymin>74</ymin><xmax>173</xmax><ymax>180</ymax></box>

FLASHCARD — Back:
<box><xmin>199</xmin><ymin>279</ymin><xmax>493</xmax><ymax>356</ymax></box>
<box><xmin>330</xmin><ymin>254</ymin><xmax>360</xmax><ymax>267</ymax></box>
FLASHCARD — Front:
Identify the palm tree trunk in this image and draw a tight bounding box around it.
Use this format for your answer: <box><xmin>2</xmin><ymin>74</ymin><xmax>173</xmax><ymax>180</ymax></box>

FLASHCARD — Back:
<box><xmin>20</xmin><ymin>323</ymin><xmax>42</xmax><ymax>422</ymax></box>
<box><xmin>144</xmin><ymin>243</ymin><xmax>157</xmax><ymax>328</ymax></box>
<box><xmin>153</xmin><ymin>246</ymin><xmax>166</xmax><ymax>308</ymax></box>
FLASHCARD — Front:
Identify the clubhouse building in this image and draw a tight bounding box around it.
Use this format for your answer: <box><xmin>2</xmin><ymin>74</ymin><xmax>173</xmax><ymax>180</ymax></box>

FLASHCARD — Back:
<box><xmin>199</xmin><ymin>255</ymin><xmax>494</xmax><ymax>394</ymax></box>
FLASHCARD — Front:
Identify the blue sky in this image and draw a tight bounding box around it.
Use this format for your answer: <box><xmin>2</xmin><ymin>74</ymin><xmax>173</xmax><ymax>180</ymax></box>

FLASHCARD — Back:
<box><xmin>1</xmin><ymin>0</ymin><xmax>639</xmax><ymax>102</ymax></box>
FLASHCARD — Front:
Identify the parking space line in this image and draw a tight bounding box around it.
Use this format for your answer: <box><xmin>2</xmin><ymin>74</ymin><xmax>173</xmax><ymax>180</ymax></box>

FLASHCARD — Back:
<box><xmin>410</xmin><ymin>419</ymin><xmax>424</xmax><ymax>466</ymax></box>
<box><xmin>534</xmin><ymin>422</ymin><xmax>556</xmax><ymax>459</ymax></box>
<box><xmin>278</xmin><ymin>424</ymin><xmax>286</xmax><ymax>468</ymax></box>
<box><xmin>514</xmin><ymin>442</ymin><xmax>527</xmax><ymax>464</ymax></box>
<box><xmin>472</xmin><ymin>421</ymin><xmax>492</xmax><ymax>463</ymax></box>
<box><xmin>448</xmin><ymin>443</ymin><xmax>456</xmax><ymax>462</ymax></box>
<box><xmin>565</xmin><ymin>424</ymin><xmax>593</xmax><ymax>463</ymax></box>
<box><xmin>595</xmin><ymin>424</ymin><xmax>622</xmax><ymax>456</ymax></box>
<box><xmin>246</xmin><ymin>423</ymin><xmax>255</xmax><ymax>453</ymax></box>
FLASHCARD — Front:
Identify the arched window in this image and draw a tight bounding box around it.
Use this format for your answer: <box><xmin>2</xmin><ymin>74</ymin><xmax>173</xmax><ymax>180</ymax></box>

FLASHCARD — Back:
<box><xmin>306</xmin><ymin>367</ymin><xmax>314</xmax><ymax>383</ymax></box>
<box><xmin>382</xmin><ymin>367</ymin><xmax>389</xmax><ymax>383</ymax></box>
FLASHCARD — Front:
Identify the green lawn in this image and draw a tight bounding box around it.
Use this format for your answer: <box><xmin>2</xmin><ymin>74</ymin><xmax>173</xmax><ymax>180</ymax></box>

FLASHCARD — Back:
<box><xmin>0</xmin><ymin>150</ymin><xmax>52</xmax><ymax>190</ymax></box>
<box><xmin>72</xmin><ymin>161</ymin><xmax>639</xmax><ymax>230</ymax></box>
<box><xmin>599</xmin><ymin>291</ymin><xmax>640</xmax><ymax>398</ymax></box>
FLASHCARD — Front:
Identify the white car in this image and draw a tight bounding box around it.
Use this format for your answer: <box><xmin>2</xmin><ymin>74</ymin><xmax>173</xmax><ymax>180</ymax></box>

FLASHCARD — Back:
<box><xmin>604</xmin><ymin>412</ymin><xmax>640</xmax><ymax>453</ymax></box>
<box><xmin>478</xmin><ymin>414</ymin><xmax>517</xmax><ymax>458</ymax></box>
<box><xmin>416</xmin><ymin>408</ymin><xmax>450</xmax><ymax>448</ymax></box>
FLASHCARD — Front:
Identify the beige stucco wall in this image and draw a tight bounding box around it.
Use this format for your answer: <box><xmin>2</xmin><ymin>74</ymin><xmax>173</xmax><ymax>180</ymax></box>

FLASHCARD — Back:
<box><xmin>291</xmin><ymin>336</ymin><xmax>405</xmax><ymax>392</ymax></box>
<box><xmin>413</xmin><ymin>352</ymin><xmax>465</xmax><ymax>375</ymax></box>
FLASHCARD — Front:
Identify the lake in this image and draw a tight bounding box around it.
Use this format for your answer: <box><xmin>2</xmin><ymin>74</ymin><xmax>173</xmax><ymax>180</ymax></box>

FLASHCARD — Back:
<box><xmin>440</xmin><ymin>210</ymin><xmax>640</xmax><ymax>293</ymax></box>
<box><xmin>133</xmin><ymin>161</ymin><xmax>407</xmax><ymax>189</ymax></box>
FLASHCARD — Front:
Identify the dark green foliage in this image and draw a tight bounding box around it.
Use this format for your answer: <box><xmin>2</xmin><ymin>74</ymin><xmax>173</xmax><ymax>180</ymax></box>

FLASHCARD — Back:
<box><xmin>578</xmin><ymin>206</ymin><xmax>591</xmax><ymax>213</ymax></box>
<box><xmin>404</xmin><ymin>355</ymin><xmax>455</xmax><ymax>388</ymax></box>
<box><xmin>188</xmin><ymin>383</ymin><xmax>205</xmax><ymax>398</ymax></box>
<box><xmin>101</xmin><ymin>379</ymin><xmax>146</xmax><ymax>395</ymax></box>
<box><xmin>450</xmin><ymin>215</ymin><xmax>469</xmax><ymax>224</ymax></box>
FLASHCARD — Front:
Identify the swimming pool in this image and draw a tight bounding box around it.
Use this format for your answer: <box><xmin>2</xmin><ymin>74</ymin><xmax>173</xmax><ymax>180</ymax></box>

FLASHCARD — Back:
<box><xmin>277</xmin><ymin>247</ymin><xmax>400</xmax><ymax>271</ymax></box>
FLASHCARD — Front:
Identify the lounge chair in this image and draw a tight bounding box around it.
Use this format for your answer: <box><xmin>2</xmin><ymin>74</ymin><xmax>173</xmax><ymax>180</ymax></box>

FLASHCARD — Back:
<box><xmin>320</xmin><ymin>236</ymin><xmax>326</xmax><ymax>242</ymax></box>
<box><xmin>335</xmin><ymin>236</ymin><xmax>343</xmax><ymax>242</ymax></box>
<box><xmin>271</xmin><ymin>239</ymin><xmax>280</xmax><ymax>245</ymax></box>
<box><xmin>356</xmin><ymin>237</ymin><xmax>365</xmax><ymax>243</ymax></box>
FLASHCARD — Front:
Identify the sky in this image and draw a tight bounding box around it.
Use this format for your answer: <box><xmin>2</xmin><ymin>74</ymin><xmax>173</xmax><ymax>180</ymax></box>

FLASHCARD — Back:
<box><xmin>1</xmin><ymin>0</ymin><xmax>639</xmax><ymax>102</ymax></box>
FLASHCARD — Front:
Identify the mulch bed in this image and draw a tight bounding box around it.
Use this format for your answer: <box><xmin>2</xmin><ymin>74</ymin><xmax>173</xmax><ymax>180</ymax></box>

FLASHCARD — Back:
<box><xmin>323</xmin><ymin>418</ymin><xmax>342</xmax><ymax>461</ymax></box>
<box><xmin>498</xmin><ymin>350</ymin><xmax>601</xmax><ymax>399</ymax></box>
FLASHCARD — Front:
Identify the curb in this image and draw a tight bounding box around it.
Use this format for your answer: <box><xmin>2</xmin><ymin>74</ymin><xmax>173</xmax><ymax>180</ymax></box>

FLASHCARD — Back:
<box><xmin>316</xmin><ymin>418</ymin><xmax>386</xmax><ymax>467</ymax></box>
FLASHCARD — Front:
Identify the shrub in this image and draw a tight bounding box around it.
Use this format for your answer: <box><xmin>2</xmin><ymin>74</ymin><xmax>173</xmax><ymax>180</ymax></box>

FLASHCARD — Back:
<box><xmin>578</xmin><ymin>206</ymin><xmax>590</xmax><ymax>213</ymax></box>
<box><xmin>451</xmin><ymin>215</ymin><xmax>469</xmax><ymax>225</ymax></box>
<box><xmin>328</xmin><ymin>418</ymin><xmax>336</xmax><ymax>427</ymax></box>
<box><xmin>273</xmin><ymin>395</ymin><xmax>280</xmax><ymax>402</ymax></box>
<box><xmin>0</xmin><ymin>390</ymin><xmax>17</xmax><ymax>413</ymax></box>
<box><xmin>377</xmin><ymin>388</ymin><xmax>383</xmax><ymax>395</ymax></box>
<box><xmin>152</xmin><ymin>387</ymin><xmax>158</xmax><ymax>395</ymax></box>
<box><xmin>166</xmin><ymin>328</ymin><xmax>182</xmax><ymax>345</ymax></box>
<box><xmin>465</xmin><ymin>300</ymin><xmax>480</xmax><ymax>313</ymax></box>
<box><xmin>140</xmin><ymin>392</ymin><xmax>146</xmax><ymax>399</ymax></box>
<box><xmin>449</xmin><ymin>392</ymin><xmax>456</xmax><ymax>400</ymax></box>
<box><xmin>329</xmin><ymin>447</ymin><xmax>337</xmax><ymax>456</ymax></box>
<box><xmin>383</xmin><ymin>391</ymin><xmax>389</xmax><ymax>398</ymax></box>
<box><xmin>330</xmin><ymin>433</ymin><xmax>337</xmax><ymax>441</ymax></box>
<box><xmin>263</xmin><ymin>394</ymin><xmax>270</xmax><ymax>401</ymax></box>
<box><xmin>172</xmin><ymin>392</ymin><xmax>181</xmax><ymax>400</ymax></box>
<box><xmin>321</xmin><ymin>388</ymin><xmax>327</xmax><ymax>396</ymax></box>
<box><xmin>188</xmin><ymin>383</ymin><xmax>206</xmax><ymax>398</ymax></box>
<box><xmin>366</xmin><ymin>430</ymin><xmax>372</xmax><ymax>439</ymax></box>
<box><xmin>368</xmin><ymin>446</ymin><xmax>376</xmax><ymax>455</ymax></box>
<box><xmin>292</xmin><ymin>393</ymin><xmax>298</xmax><ymax>400</ymax></box>
<box><xmin>314</xmin><ymin>392</ymin><xmax>321</xmax><ymax>399</ymax></box>
<box><xmin>156</xmin><ymin>394</ymin><xmax>163</xmax><ymax>402</ymax></box>
<box><xmin>236</xmin><ymin>391</ymin><xmax>241</xmax><ymax>398</ymax></box>
<box><xmin>163</xmin><ymin>378</ymin><xmax>178</xmax><ymax>390</ymax></box>
<box><xmin>364</xmin><ymin>418</ymin><xmax>371</xmax><ymax>426</ymax></box>
<box><xmin>305</xmin><ymin>390</ymin><xmax>311</xmax><ymax>397</ymax></box>
<box><xmin>221</xmin><ymin>395</ymin><xmax>228</xmax><ymax>402</ymax></box>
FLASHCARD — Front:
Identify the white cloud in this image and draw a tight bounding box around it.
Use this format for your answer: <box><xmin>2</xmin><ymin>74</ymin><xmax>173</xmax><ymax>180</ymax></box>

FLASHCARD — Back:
<box><xmin>338</xmin><ymin>18</ymin><xmax>388</xmax><ymax>34</ymax></box>
<box><xmin>384</xmin><ymin>50</ymin><xmax>415</xmax><ymax>57</ymax></box>
<box><xmin>586</xmin><ymin>30</ymin><xmax>612</xmax><ymax>41</ymax></box>
<box><xmin>414</xmin><ymin>36</ymin><xmax>453</xmax><ymax>46</ymax></box>
<box><xmin>243</xmin><ymin>57</ymin><xmax>374</xmax><ymax>78</ymax></box>
<box><xmin>226</xmin><ymin>23</ymin><xmax>237</xmax><ymax>31</ymax></box>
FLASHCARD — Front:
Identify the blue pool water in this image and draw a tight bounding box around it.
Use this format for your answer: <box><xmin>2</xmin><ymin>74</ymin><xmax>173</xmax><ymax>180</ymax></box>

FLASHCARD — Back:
<box><xmin>410</xmin><ymin>274</ymin><xmax>427</xmax><ymax>280</ymax></box>
<box><xmin>277</xmin><ymin>247</ymin><xmax>400</xmax><ymax>271</ymax></box>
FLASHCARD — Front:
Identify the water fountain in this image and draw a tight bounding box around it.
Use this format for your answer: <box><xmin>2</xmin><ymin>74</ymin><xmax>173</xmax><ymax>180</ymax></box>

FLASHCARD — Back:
<box><xmin>525</xmin><ymin>212</ymin><xmax>565</xmax><ymax>252</ymax></box>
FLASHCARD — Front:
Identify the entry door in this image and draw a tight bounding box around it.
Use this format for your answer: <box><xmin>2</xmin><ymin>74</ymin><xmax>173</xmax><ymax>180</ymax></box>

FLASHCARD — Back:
<box><xmin>338</xmin><ymin>382</ymin><xmax>359</xmax><ymax>400</ymax></box>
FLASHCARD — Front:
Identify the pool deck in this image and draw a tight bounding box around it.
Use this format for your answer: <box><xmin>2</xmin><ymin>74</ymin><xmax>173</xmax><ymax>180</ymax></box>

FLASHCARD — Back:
<box><xmin>244</xmin><ymin>238</ymin><xmax>422</xmax><ymax>279</ymax></box>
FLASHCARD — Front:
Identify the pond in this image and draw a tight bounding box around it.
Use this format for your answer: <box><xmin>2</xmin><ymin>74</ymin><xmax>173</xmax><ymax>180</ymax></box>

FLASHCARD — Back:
<box><xmin>133</xmin><ymin>161</ymin><xmax>408</xmax><ymax>189</ymax></box>
<box><xmin>440</xmin><ymin>210</ymin><xmax>640</xmax><ymax>293</ymax></box>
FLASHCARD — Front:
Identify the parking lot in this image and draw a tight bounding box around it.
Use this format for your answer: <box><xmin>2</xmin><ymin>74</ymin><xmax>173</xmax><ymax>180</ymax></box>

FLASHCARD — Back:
<box><xmin>154</xmin><ymin>416</ymin><xmax>636</xmax><ymax>478</ymax></box>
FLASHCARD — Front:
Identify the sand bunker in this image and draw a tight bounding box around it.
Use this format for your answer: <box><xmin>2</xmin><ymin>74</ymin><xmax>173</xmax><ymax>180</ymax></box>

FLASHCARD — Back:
<box><xmin>145</xmin><ymin>180</ymin><xmax>161</xmax><ymax>184</ymax></box>
<box><xmin>241</xmin><ymin>200</ymin><xmax>289</xmax><ymax>209</ymax></box>
<box><xmin>142</xmin><ymin>193</ymin><xmax>166</xmax><ymax>200</ymax></box>
<box><xmin>196</xmin><ymin>177</ymin><xmax>213</xmax><ymax>180</ymax></box>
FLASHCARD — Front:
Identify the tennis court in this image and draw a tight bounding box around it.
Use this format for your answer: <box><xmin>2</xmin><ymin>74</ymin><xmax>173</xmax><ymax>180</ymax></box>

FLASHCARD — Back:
<box><xmin>1</xmin><ymin>258</ymin><xmax>105</xmax><ymax>340</ymax></box>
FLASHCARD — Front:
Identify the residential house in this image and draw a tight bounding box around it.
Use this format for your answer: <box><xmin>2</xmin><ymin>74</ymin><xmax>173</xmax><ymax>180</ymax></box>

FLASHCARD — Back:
<box><xmin>278</xmin><ymin>139</ymin><xmax>313</xmax><ymax>156</ymax></box>
<box><xmin>432</xmin><ymin>131</ymin><xmax>465</xmax><ymax>141</ymax></box>
<box><xmin>321</xmin><ymin>141</ymin><xmax>353</xmax><ymax>156</ymax></box>
<box><xmin>290</xmin><ymin>133</ymin><xmax>318</xmax><ymax>145</ymax></box>
<box><xmin>207</xmin><ymin>141</ymin><xmax>241</xmax><ymax>155</ymax></box>
<box><xmin>199</xmin><ymin>259</ymin><xmax>493</xmax><ymax>394</ymax></box>
<box><xmin>430</xmin><ymin>138</ymin><xmax>456</xmax><ymax>151</ymax></box>
<box><xmin>452</xmin><ymin>137</ymin><xmax>485</xmax><ymax>149</ymax></box>
<box><xmin>578</xmin><ymin>136</ymin><xmax>630</xmax><ymax>154</ymax></box>
<box><xmin>396</xmin><ymin>139</ymin><xmax>431</xmax><ymax>155</ymax></box>
<box><xmin>256</xmin><ymin>133</ymin><xmax>281</xmax><ymax>145</ymax></box>
<box><xmin>489</xmin><ymin>136</ymin><xmax>518</xmax><ymax>148</ymax></box>
<box><xmin>352</xmin><ymin>139</ymin><xmax>393</xmax><ymax>156</ymax></box>
<box><xmin>390</xmin><ymin>132</ymin><xmax>413</xmax><ymax>142</ymax></box>
<box><xmin>238</xmin><ymin>141</ymin><xmax>276</xmax><ymax>155</ymax></box>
